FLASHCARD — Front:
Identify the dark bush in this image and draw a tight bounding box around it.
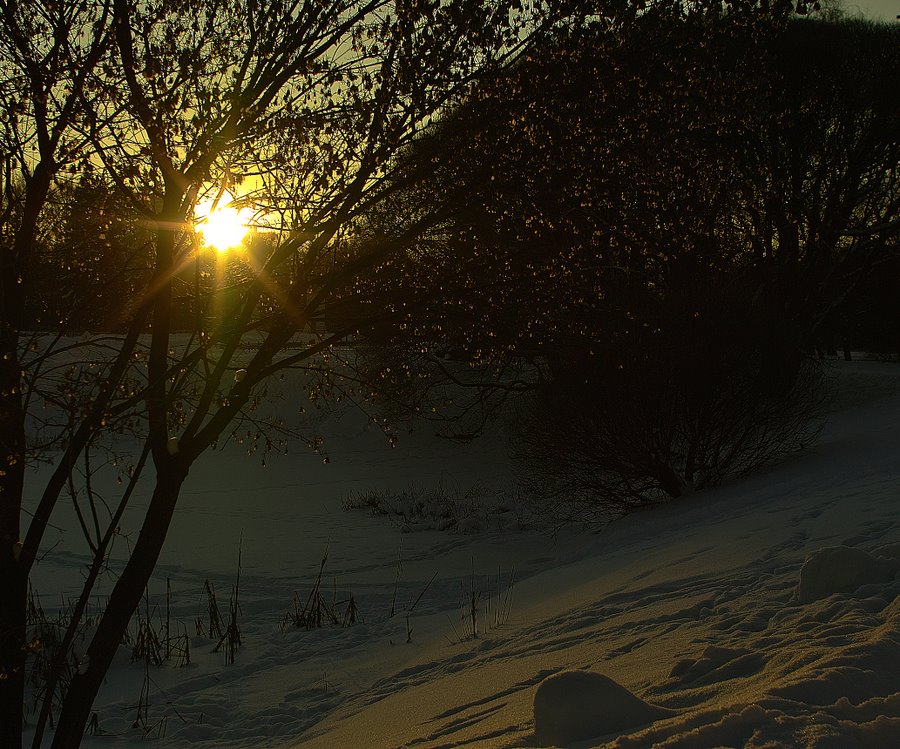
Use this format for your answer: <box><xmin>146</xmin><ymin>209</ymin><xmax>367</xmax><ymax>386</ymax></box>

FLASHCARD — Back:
<box><xmin>513</xmin><ymin>287</ymin><xmax>829</xmax><ymax>522</ymax></box>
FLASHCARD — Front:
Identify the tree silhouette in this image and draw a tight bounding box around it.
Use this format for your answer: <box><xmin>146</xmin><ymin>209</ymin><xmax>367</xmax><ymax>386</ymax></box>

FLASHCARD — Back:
<box><xmin>351</xmin><ymin>10</ymin><xmax>897</xmax><ymax>516</ymax></box>
<box><xmin>0</xmin><ymin>0</ymin><xmax>576</xmax><ymax>744</ymax></box>
<box><xmin>1</xmin><ymin>0</ymin><xmax>111</xmax><ymax>742</ymax></box>
<box><xmin>737</xmin><ymin>18</ymin><xmax>900</xmax><ymax>355</ymax></box>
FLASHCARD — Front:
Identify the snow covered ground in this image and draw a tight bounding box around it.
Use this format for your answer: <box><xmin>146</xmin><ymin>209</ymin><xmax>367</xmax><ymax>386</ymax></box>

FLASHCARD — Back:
<box><xmin>25</xmin><ymin>359</ymin><xmax>900</xmax><ymax>748</ymax></box>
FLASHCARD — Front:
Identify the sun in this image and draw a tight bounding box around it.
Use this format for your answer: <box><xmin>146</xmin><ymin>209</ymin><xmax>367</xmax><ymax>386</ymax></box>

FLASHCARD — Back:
<box><xmin>195</xmin><ymin>196</ymin><xmax>251</xmax><ymax>252</ymax></box>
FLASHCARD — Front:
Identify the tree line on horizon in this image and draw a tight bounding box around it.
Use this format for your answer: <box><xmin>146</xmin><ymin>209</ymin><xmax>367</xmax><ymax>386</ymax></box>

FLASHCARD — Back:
<box><xmin>21</xmin><ymin>17</ymin><xmax>900</xmax><ymax>357</ymax></box>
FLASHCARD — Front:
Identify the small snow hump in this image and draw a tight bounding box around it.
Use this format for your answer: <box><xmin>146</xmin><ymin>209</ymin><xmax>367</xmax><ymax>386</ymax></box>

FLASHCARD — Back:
<box><xmin>532</xmin><ymin>670</ymin><xmax>673</xmax><ymax>746</ymax></box>
<box><xmin>796</xmin><ymin>545</ymin><xmax>899</xmax><ymax>604</ymax></box>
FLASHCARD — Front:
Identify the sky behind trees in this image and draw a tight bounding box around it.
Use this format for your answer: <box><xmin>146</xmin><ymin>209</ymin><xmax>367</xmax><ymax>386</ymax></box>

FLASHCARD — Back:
<box><xmin>846</xmin><ymin>0</ymin><xmax>897</xmax><ymax>19</ymax></box>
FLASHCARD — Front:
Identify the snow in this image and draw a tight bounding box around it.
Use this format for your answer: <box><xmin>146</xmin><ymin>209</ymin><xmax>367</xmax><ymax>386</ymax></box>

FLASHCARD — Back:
<box><xmin>532</xmin><ymin>671</ymin><xmax>673</xmax><ymax>745</ymax></box>
<box><xmin>22</xmin><ymin>358</ymin><xmax>900</xmax><ymax>748</ymax></box>
<box><xmin>796</xmin><ymin>545</ymin><xmax>899</xmax><ymax>604</ymax></box>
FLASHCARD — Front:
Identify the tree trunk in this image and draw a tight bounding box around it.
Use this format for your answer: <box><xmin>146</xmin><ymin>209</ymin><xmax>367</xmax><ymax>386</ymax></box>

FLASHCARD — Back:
<box><xmin>49</xmin><ymin>462</ymin><xmax>188</xmax><ymax>747</ymax></box>
<box><xmin>1</xmin><ymin>162</ymin><xmax>52</xmax><ymax>748</ymax></box>
<box><xmin>0</xmin><ymin>334</ymin><xmax>26</xmax><ymax>748</ymax></box>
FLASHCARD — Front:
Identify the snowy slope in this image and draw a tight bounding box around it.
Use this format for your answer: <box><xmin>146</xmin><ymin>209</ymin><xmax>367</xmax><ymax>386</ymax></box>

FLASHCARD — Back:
<box><xmin>26</xmin><ymin>360</ymin><xmax>900</xmax><ymax>748</ymax></box>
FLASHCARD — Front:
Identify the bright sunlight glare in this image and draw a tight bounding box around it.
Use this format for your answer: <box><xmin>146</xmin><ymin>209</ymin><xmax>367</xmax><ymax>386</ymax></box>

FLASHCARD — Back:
<box><xmin>195</xmin><ymin>196</ymin><xmax>252</xmax><ymax>252</ymax></box>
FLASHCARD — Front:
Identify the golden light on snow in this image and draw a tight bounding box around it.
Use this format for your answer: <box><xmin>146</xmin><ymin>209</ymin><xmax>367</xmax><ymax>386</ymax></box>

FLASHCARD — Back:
<box><xmin>195</xmin><ymin>195</ymin><xmax>252</xmax><ymax>252</ymax></box>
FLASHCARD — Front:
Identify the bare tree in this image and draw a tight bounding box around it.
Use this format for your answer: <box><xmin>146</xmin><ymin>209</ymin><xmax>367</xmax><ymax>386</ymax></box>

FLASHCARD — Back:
<box><xmin>513</xmin><ymin>292</ymin><xmax>830</xmax><ymax>523</ymax></box>
<box><xmin>0</xmin><ymin>0</ymin><xmax>579</xmax><ymax>745</ymax></box>
<box><xmin>735</xmin><ymin>18</ymin><xmax>900</xmax><ymax>352</ymax></box>
<box><xmin>1</xmin><ymin>1</ymin><xmax>112</xmax><ymax>743</ymax></box>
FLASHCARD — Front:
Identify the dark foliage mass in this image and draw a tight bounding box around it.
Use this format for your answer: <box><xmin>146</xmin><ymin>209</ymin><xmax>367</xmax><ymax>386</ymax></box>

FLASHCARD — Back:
<box><xmin>26</xmin><ymin>182</ymin><xmax>152</xmax><ymax>331</ymax></box>
<box><xmin>352</xmin><ymin>12</ymin><xmax>899</xmax><ymax>515</ymax></box>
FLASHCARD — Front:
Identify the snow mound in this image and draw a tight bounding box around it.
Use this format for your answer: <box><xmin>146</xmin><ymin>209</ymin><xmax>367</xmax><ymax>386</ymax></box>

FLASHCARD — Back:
<box><xmin>533</xmin><ymin>670</ymin><xmax>673</xmax><ymax>746</ymax></box>
<box><xmin>796</xmin><ymin>545</ymin><xmax>899</xmax><ymax>604</ymax></box>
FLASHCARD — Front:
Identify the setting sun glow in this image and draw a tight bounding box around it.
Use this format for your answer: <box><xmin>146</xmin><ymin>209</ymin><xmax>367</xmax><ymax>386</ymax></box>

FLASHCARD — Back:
<box><xmin>196</xmin><ymin>197</ymin><xmax>251</xmax><ymax>252</ymax></box>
